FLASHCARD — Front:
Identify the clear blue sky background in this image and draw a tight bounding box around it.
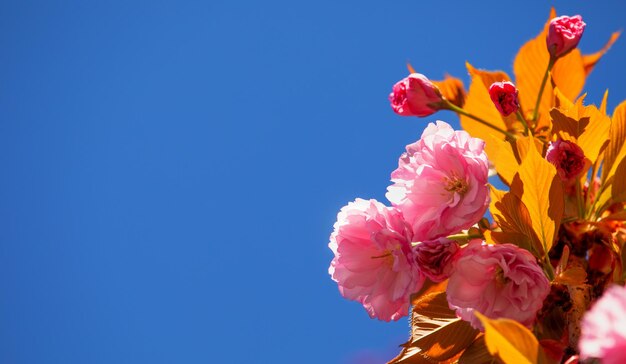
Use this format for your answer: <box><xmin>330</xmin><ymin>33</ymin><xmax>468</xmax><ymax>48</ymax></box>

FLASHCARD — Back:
<box><xmin>1</xmin><ymin>1</ymin><xmax>625</xmax><ymax>363</ymax></box>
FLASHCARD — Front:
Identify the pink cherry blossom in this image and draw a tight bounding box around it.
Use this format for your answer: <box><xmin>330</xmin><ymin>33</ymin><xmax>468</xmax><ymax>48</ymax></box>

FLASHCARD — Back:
<box><xmin>546</xmin><ymin>139</ymin><xmax>586</xmax><ymax>181</ymax></box>
<box><xmin>389</xmin><ymin>73</ymin><xmax>444</xmax><ymax>117</ymax></box>
<box><xmin>328</xmin><ymin>198</ymin><xmax>424</xmax><ymax>321</ymax></box>
<box><xmin>488</xmin><ymin>81</ymin><xmax>520</xmax><ymax>116</ymax></box>
<box><xmin>579</xmin><ymin>285</ymin><xmax>626</xmax><ymax>364</ymax></box>
<box><xmin>446</xmin><ymin>240</ymin><xmax>550</xmax><ymax>330</ymax></box>
<box><xmin>386</xmin><ymin>121</ymin><xmax>490</xmax><ymax>241</ymax></box>
<box><xmin>547</xmin><ymin>15</ymin><xmax>586</xmax><ymax>59</ymax></box>
<box><xmin>414</xmin><ymin>238</ymin><xmax>460</xmax><ymax>282</ymax></box>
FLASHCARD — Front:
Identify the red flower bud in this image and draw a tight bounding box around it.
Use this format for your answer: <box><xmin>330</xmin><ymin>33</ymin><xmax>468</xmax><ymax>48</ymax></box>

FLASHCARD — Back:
<box><xmin>546</xmin><ymin>140</ymin><xmax>586</xmax><ymax>181</ymax></box>
<box><xmin>414</xmin><ymin>238</ymin><xmax>460</xmax><ymax>282</ymax></box>
<box><xmin>547</xmin><ymin>15</ymin><xmax>586</xmax><ymax>59</ymax></box>
<box><xmin>389</xmin><ymin>73</ymin><xmax>444</xmax><ymax>117</ymax></box>
<box><xmin>488</xmin><ymin>81</ymin><xmax>520</xmax><ymax>116</ymax></box>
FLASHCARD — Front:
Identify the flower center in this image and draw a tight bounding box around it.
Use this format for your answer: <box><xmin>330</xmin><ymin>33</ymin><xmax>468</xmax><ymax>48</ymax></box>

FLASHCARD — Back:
<box><xmin>495</xmin><ymin>266</ymin><xmax>511</xmax><ymax>288</ymax></box>
<box><xmin>444</xmin><ymin>175</ymin><xmax>469</xmax><ymax>195</ymax></box>
<box><xmin>372</xmin><ymin>243</ymin><xmax>402</xmax><ymax>267</ymax></box>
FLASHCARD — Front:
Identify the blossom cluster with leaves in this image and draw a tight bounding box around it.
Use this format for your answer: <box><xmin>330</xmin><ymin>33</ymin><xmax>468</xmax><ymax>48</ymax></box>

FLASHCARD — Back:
<box><xmin>328</xmin><ymin>9</ymin><xmax>626</xmax><ymax>364</ymax></box>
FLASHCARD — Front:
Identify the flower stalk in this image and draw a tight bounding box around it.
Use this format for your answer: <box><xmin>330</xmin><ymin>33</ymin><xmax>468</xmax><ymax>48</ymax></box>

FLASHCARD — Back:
<box><xmin>532</xmin><ymin>58</ymin><xmax>555</xmax><ymax>122</ymax></box>
<box><xmin>444</xmin><ymin>101</ymin><xmax>517</xmax><ymax>140</ymax></box>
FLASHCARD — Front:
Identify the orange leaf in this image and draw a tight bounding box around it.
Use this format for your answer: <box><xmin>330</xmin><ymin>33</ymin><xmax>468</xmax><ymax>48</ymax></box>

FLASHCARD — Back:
<box><xmin>406</xmin><ymin>62</ymin><xmax>466</xmax><ymax>109</ymax></box>
<box><xmin>555</xmin><ymin>266</ymin><xmax>587</xmax><ymax>285</ymax></box>
<box><xmin>577</xmin><ymin>103</ymin><xmax>611</xmax><ymax>164</ymax></box>
<box><xmin>603</xmin><ymin>100</ymin><xmax>626</xmax><ymax>182</ymax></box>
<box><xmin>389</xmin><ymin>292</ymin><xmax>478</xmax><ymax>364</ymax></box>
<box><xmin>475</xmin><ymin>312</ymin><xmax>553</xmax><ymax>364</ymax></box>
<box><xmin>407</xmin><ymin>63</ymin><xmax>416</xmax><ymax>74</ymax></box>
<box><xmin>489</xmin><ymin>186</ymin><xmax>541</xmax><ymax>255</ymax></box>
<box><xmin>458</xmin><ymin>335</ymin><xmax>495</xmax><ymax>364</ymax></box>
<box><xmin>459</xmin><ymin>63</ymin><xmax>515</xmax><ymax>159</ymax></box>
<box><xmin>582</xmin><ymin>31</ymin><xmax>621</xmax><ymax>75</ymax></box>
<box><xmin>551</xmin><ymin>50</ymin><xmax>585</xmax><ymax>107</ymax></box>
<box><xmin>514</xmin><ymin>9</ymin><xmax>586</xmax><ymax>130</ymax></box>
<box><xmin>612</xmin><ymin>159</ymin><xmax>626</xmax><ymax>204</ymax></box>
<box><xmin>513</xmin><ymin>11</ymin><xmax>555</xmax><ymax>126</ymax></box>
<box><xmin>433</xmin><ymin>75</ymin><xmax>466</xmax><ymax>108</ymax></box>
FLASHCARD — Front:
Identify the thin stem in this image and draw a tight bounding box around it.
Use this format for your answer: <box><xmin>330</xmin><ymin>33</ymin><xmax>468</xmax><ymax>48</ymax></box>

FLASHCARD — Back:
<box><xmin>445</xmin><ymin>101</ymin><xmax>517</xmax><ymax>140</ymax></box>
<box><xmin>515</xmin><ymin>110</ymin><xmax>530</xmax><ymax>135</ymax></box>
<box><xmin>585</xmin><ymin>160</ymin><xmax>600</xmax><ymax>220</ymax></box>
<box><xmin>544</xmin><ymin>255</ymin><xmax>555</xmax><ymax>281</ymax></box>
<box><xmin>446</xmin><ymin>233</ymin><xmax>484</xmax><ymax>241</ymax></box>
<box><xmin>532</xmin><ymin>57</ymin><xmax>555</xmax><ymax>122</ymax></box>
<box><xmin>576</xmin><ymin>179</ymin><xmax>585</xmax><ymax>219</ymax></box>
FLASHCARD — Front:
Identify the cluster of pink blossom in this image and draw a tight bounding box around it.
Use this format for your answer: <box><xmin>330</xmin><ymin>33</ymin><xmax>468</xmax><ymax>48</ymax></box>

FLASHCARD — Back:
<box><xmin>328</xmin><ymin>14</ymin><xmax>593</xmax><ymax>339</ymax></box>
<box><xmin>328</xmin><ymin>120</ymin><xmax>550</xmax><ymax>326</ymax></box>
<box><xmin>328</xmin><ymin>121</ymin><xmax>489</xmax><ymax>321</ymax></box>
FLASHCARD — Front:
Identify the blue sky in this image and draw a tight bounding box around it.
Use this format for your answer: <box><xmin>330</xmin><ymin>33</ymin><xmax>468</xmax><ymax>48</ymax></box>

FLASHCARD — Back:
<box><xmin>1</xmin><ymin>1</ymin><xmax>625</xmax><ymax>363</ymax></box>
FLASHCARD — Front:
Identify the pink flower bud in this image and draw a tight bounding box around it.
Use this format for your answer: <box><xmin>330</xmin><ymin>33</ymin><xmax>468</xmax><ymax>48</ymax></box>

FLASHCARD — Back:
<box><xmin>546</xmin><ymin>140</ymin><xmax>586</xmax><ymax>181</ymax></box>
<box><xmin>389</xmin><ymin>73</ymin><xmax>444</xmax><ymax>117</ymax></box>
<box><xmin>547</xmin><ymin>15</ymin><xmax>586</xmax><ymax>59</ymax></box>
<box><xmin>488</xmin><ymin>81</ymin><xmax>520</xmax><ymax>116</ymax></box>
<box><xmin>414</xmin><ymin>238</ymin><xmax>460</xmax><ymax>282</ymax></box>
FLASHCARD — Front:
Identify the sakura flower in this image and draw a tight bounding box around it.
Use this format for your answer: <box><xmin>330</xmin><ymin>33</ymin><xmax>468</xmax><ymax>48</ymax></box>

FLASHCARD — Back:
<box><xmin>488</xmin><ymin>81</ymin><xmax>520</xmax><ymax>116</ymax></box>
<box><xmin>414</xmin><ymin>238</ymin><xmax>460</xmax><ymax>282</ymax></box>
<box><xmin>389</xmin><ymin>73</ymin><xmax>444</xmax><ymax>117</ymax></box>
<box><xmin>547</xmin><ymin>15</ymin><xmax>586</xmax><ymax>59</ymax></box>
<box><xmin>579</xmin><ymin>285</ymin><xmax>626</xmax><ymax>364</ymax></box>
<box><xmin>386</xmin><ymin>121</ymin><xmax>490</xmax><ymax>241</ymax></box>
<box><xmin>446</xmin><ymin>241</ymin><xmax>550</xmax><ymax>330</ymax></box>
<box><xmin>546</xmin><ymin>139</ymin><xmax>586</xmax><ymax>181</ymax></box>
<box><xmin>328</xmin><ymin>198</ymin><xmax>424</xmax><ymax>321</ymax></box>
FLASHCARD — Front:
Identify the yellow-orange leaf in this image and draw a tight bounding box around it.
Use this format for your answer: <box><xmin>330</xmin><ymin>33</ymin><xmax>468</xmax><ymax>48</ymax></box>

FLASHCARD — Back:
<box><xmin>577</xmin><ymin>104</ymin><xmax>611</xmax><ymax>164</ymax></box>
<box><xmin>551</xmin><ymin>96</ymin><xmax>611</xmax><ymax>165</ymax></box>
<box><xmin>488</xmin><ymin>136</ymin><xmax>519</xmax><ymax>185</ymax></box>
<box><xmin>553</xmin><ymin>86</ymin><xmax>575</xmax><ymax>111</ymax></box>
<box><xmin>603</xmin><ymin>100</ymin><xmax>626</xmax><ymax>182</ymax></box>
<box><xmin>517</xmin><ymin>143</ymin><xmax>563</xmax><ymax>253</ymax></box>
<box><xmin>512</xmin><ymin>135</ymin><xmax>543</xmax><ymax>167</ymax></box>
<box><xmin>600</xmin><ymin>89</ymin><xmax>609</xmax><ymax>115</ymax></box>
<box><xmin>549</xmin><ymin>108</ymin><xmax>586</xmax><ymax>141</ymax></box>
<box><xmin>582</xmin><ymin>31</ymin><xmax>621</xmax><ymax>75</ymax></box>
<box><xmin>475</xmin><ymin>312</ymin><xmax>551</xmax><ymax>364</ymax></box>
